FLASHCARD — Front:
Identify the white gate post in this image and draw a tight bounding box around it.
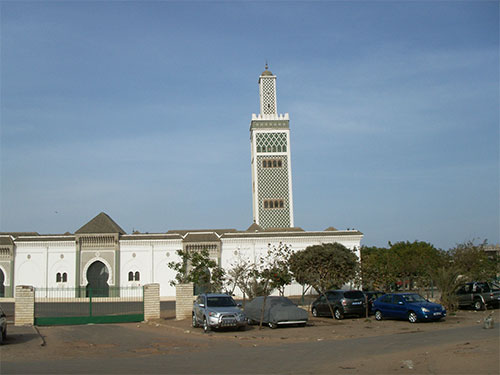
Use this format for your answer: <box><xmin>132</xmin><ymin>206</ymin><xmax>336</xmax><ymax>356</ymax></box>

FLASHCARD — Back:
<box><xmin>15</xmin><ymin>285</ymin><xmax>35</xmax><ymax>326</ymax></box>
<box><xmin>143</xmin><ymin>283</ymin><xmax>160</xmax><ymax>321</ymax></box>
<box><xmin>175</xmin><ymin>283</ymin><xmax>194</xmax><ymax>320</ymax></box>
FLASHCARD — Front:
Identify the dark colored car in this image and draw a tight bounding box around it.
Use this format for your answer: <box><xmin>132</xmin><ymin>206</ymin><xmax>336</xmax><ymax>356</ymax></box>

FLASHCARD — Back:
<box><xmin>373</xmin><ymin>293</ymin><xmax>446</xmax><ymax>323</ymax></box>
<box><xmin>364</xmin><ymin>291</ymin><xmax>385</xmax><ymax>314</ymax></box>
<box><xmin>0</xmin><ymin>306</ymin><xmax>7</xmax><ymax>345</ymax></box>
<box><xmin>245</xmin><ymin>296</ymin><xmax>308</xmax><ymax>329</ymax></box>
<box><xmin>311</xmin><ymin>290</ymin><xmax>366</xmax><ymax>319</ymax></box>
<box><xmin>192</xmin><ymin>293</ymin><xmax>246</xmax><ymax>333</ymax></box>
<box><xmin>456</xmin><ymin>282</ymin><xmax>500</xmax><ymax>310</ymax></box>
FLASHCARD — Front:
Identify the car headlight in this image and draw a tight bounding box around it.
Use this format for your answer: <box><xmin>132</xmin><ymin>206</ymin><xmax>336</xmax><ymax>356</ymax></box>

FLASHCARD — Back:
<box><xmin>208</xmin><ymin>311</ymin><xmax>219</xmax><ymax>317</ymax></box>
<box><xmin>237</xmin><ymin>313</ymin><xmax>245</xmax><ymax>320</ymax></box>
<box><xmin>421</xmin><ymin>307</ymin><xmax>430</xmax><ymax>313</ymax></box>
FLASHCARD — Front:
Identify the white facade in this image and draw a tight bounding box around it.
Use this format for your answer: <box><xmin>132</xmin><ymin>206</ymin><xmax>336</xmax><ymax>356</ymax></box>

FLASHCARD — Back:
<box><xmin>2</xmin><ymin>227</ymin><xmax>362</xmax><ymax>299</ymax></box>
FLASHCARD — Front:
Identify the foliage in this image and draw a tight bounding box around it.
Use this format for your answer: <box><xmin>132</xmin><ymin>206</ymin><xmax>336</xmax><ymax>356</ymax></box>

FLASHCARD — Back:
<box><xmin>390</xmin><ymin>241</ymin><xmax>443</xmax><ymax>290</ymax></box>
<box><xmin>449</xmin><ymin>240</ymin><xmax>497</xmax><ymax>281</ymax></box>
<box><xmin>261</xmin><ymin>242</ymin><xmax>293</xmax><ymax>296</ymax></box>
<box><xmin>168</xmin><ymin>248</ymin><xmax>226</xmax><ymax>293</ymax></box>
<box><xmin>360</xmin><ymin>246</ymin><xmax>399</xmax><ymax>291</ymax></box>
<box><xmin>289</xmin><ymin>243</ymin><xmax>359</xmax><ymax>294</ymax></box>
<box><xmin>429</xmin><ymin>266</ymin><xmax>461</xmax><ymax>311</ymax></box>
<box><xmin>360</xmin><ymin>241</ymin><xmax>443</xmax><ymax>292</ymax></box>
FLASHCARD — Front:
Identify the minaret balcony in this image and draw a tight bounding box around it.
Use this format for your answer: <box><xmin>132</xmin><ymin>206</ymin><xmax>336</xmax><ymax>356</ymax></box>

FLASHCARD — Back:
<box><xmin>251</xmin><ymin>113</ymin><xmax>289</xmax><ymax>120</ymax></box>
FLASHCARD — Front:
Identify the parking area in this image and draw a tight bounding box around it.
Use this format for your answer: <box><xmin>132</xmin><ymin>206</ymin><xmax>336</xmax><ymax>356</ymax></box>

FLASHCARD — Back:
<box><xmin>1</xmin><ymin>308</ymin><xmax>498</xmax><ymax>374</ymax></box>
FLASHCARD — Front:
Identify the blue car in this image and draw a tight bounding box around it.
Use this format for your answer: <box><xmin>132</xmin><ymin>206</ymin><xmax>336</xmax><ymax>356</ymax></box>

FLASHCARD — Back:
<box><xmin>372</xmin><ymin>293</ymin><xmax>446</xmax><ymax>323</ymax></box>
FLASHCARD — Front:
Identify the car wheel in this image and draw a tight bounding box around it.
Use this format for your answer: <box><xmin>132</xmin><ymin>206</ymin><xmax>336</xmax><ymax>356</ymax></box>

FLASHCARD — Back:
<box><xmin>0</xmin><ymin>328</ymin><xmax>4</xmax><ymax>345</ymax></box>
<box><xmin>192</xmin><ymin>314</ymin><xmax>199</xmax><ymax>328</ymax></box>
<box><xmin>247</xmin><ymin>318</ymin><xmax>256</xmax><ymax>325</ymax></box>
<box><xmin>268</xmin><ymin>322</ymin><xmax>278</xmax><ymax>329</ymax></box>
<box><xmin>408</xmin><ymin>311</ymin><xmax>418</xmax><ymax>323</ymax></box>
<box><xmin>375</xmin><ymin>310</ymin><xmax>383</xmax><ymax>321</ymax></box>
<box><xmin>312</xmin><ymin>307</ymin><xmax>318</xmax><ymax>317</ymax></box>
<box><xmin>334</xmin><ymin>308</ymin><xmax>343</xmax><ymax>320</ymax></box>
<box><xmin>473</xmin><ymin>299</ymin><xmax>485</xmax><ymax>311</ymax></box>
<box><xmin>203</xmin><ymin>317</ymin><xmax>210</xmax><ymax>333</ymax></box>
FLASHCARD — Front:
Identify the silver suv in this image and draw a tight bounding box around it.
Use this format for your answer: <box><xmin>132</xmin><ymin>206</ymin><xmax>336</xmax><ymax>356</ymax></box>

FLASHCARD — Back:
<box><xmin>192</xmin><ymin>293</ymin><xmax>246</xmax><ymax>333</ymax></box>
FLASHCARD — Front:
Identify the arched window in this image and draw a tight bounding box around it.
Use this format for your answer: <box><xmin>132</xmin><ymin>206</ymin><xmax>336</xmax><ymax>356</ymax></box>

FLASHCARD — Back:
<box><xmin>56</xmin><ymin>273</ymin><xmax>61</xmax><ymax>282</ymax></box>
<box><xmin>272</xmin><ymin>145</ymin><xmax>276</xmax><ymax>152</ymax></box>
<box><xmin>128</xmin><ymin>271</ymin><xmax>134</xmax><ymax>281</ymax></box>
<box><xmin>277</xmin><ymin>145</ymin><xmax>282</xmax><ymax>152</ymax></box>
<box><xmin>267</xmin><ymin>146</ymin><xmax>271</xmax><ymax>152</ymax></box>
<box><xmin>279</xmin><ymin>200</ymin><xmax>284</xmax><ymax>208</ymax></box>
<box><xmin>135</xmin><ymin>271</ymin><xmax>140</xmax><ymax>281</ymax></box>
<box><xmin>264</xmin><ymin>201</ymin><xmax>268</xmax><ymax>208</ymax></box>
<box><xmin>262</xmin><ymin>160</ymin><xmax>266</xmax><ymax>168</ymax></box>
<box><xmin>273</xmin><ymin>160</ymin><xmax>277</xmax><ymax>167</ymax></box>
<box><xmin>283</xmin><ymin>145</ymin><xmax>287</xmax><ymax>152</ymax></box>
<box><xmin>274</xmin><ymin>200</ymin><xmax>279</xmax><ymax>208</ymax></box>
<box><xmin>278</xmin><ymin>160</ymin><xmax>282</xmax><ymax>167</ymax></box>
<box><xmin>257</xmin><ymin>146</ymin><xmax>261</xmax><ymax>153</ymax></box>
<box><xmin>62</xmin><ymin>273</ymin><xmax>67</xmax><ymax>282</ymax></box>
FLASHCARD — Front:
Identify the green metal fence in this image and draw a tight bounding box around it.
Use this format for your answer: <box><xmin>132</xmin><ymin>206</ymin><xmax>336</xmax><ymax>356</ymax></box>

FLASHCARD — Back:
<box><xmin>34</xmin><ymin>286</ymin><xmax>144</xmax><ymax>326</ymax></box>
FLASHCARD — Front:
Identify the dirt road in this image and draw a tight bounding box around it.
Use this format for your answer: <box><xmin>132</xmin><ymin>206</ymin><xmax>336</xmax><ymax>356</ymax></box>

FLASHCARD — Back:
<box><xmin>1</xmin><ymin>309</ymin><xmax>498</xmax><ymax>374</ymax></box>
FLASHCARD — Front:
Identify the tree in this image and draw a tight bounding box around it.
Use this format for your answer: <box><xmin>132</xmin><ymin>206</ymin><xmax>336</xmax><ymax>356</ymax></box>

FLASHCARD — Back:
<box><xmin>168</xmin><ymin>248</ymin><xmax>226</xmax><ymax>293</ymax></box>
<box><xmin>360</xmin><ymin>246</ymin><xmax>399</xmax><ymax>291</ymax></box>
<box><xmin>449</xmin><ymin>240</ymin><xmax>497</xmax><ymax>281</ymax></box>
<box><xmin>225</xmin><ymin>243</ymin><xmax>293</xmax><ymax>328</ymax></box>
<box><xmin>429</xmin><ymin>266</ymin><xmax>461</xmax><ymax>311</ymax></box>
<box><xmin>361</xmin><ymin>242</ymin><xmax>443</xmax><ymax>293</ymax></box>
<box><xmin>289</xmin><ymin>243</ymin><xmax>359</xmax><ymax>318</ymax></box>
<box><xmin>389</xmin><ymin>241</ymin><xmax>443</xmax><ymax>292</ymax></box>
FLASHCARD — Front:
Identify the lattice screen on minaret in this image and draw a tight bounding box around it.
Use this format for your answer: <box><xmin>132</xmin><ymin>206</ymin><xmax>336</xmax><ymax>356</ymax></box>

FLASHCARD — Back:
<box><xmin>256</xmin><ymin>155</ymin><xmax>291</xmax><ymax>228</ymax></box>
<box><xmin>255</xmin><ymin>132</ymin><xmax>287</xmax><ymax>152</ymax></box>
<box><xmin>262</xmin><ymin>79</ymin><xmax>276</xmax><ymax>114</ymax></box>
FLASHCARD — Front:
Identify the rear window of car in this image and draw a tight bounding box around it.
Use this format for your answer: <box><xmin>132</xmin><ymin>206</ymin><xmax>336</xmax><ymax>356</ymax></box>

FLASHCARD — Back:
<box><xmin>476</xmin><ymin>283</ymin><xmax>490</xmax><ymax>292</ymax></box>
<box><xmin>343</xmin><ymin>291</ymin><xmax>364</xmax><ymax>299</ymax></box>
<box><xmin>207</xmin><ymin>296</ymin><xmax>236</xmax><ymax>307</ymax></box>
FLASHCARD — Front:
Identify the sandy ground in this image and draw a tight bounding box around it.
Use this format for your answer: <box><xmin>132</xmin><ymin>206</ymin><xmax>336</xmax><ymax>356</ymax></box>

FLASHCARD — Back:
<box><xmin>157</xmin><ymin>306</ymin><xmax>499</xmax><ymax>344</ymax></box>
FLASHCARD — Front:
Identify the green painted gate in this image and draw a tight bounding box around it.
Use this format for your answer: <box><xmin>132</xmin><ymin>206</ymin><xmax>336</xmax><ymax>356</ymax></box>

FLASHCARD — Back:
<box><xmin>34</xmin><ymin>286</ymin><xmax>144</xmax><ymax>326</ymax></box>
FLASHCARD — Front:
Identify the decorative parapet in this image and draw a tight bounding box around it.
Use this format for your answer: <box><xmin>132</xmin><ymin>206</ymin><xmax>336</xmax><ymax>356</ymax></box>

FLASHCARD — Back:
<box><xmin>175</xmin><ymin>283</ymin><xmax>194</xmax><ymax>320</ymax></box>
<box><xmin>15</xmin><ymin>285</ymin><xmax>34</xmax><ymax>326</ymax></box>
<box><xmin>252</xmin><ymin>113</ymin><xmax>289</xmax><ymax>120</ymax></box>
<box><xmin>144</xmin><ymin>283</ymin><xmax>160</xmax><ymax>321</ymax></box>
<box><xmin>77</xmin><ymin>234</ymin><xmax>118</xmax><ymax>249</ymax></box>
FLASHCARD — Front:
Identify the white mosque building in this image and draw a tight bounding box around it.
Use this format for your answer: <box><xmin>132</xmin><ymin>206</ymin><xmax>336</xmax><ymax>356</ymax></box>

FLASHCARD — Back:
<box><xmin>0</xmin><ymin>66</ymin><xmax>363</xmax><ymax>299</ymax></box>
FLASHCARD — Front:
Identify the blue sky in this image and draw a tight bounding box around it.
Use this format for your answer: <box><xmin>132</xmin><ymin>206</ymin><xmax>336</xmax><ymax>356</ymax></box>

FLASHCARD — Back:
<box><xmin>1</xmin><ymin>1</ymin><xmax>498</xmax><ymax>250</ymax></box>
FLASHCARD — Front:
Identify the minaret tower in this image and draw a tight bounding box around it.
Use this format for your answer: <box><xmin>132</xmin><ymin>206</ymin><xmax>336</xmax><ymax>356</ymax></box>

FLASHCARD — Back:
<box><xmin>250</xmin><ymin>65</ymin><xmax>294</xmax><ymax>229</ymax></box>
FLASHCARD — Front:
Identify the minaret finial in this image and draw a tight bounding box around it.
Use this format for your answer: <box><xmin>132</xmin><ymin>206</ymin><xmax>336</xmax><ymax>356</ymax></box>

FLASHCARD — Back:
<box><xmin>265</xmin><ymin>60</ymin><xmax>268</xmax><ymax>70</ymax></box>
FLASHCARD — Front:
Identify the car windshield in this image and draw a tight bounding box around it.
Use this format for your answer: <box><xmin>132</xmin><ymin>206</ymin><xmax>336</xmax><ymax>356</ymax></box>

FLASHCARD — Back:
<box><xmin>206</xmin><ymin>296</ymin><xmax>236</xmax><ymax>307</ymax></box>
<box><xmin>402</xmin><ymin>294</ymin><xmax>426</xmax><ymax>303</ymax></box>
